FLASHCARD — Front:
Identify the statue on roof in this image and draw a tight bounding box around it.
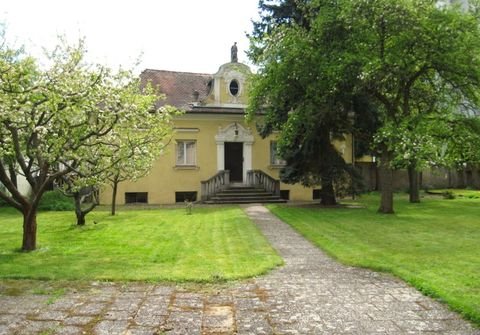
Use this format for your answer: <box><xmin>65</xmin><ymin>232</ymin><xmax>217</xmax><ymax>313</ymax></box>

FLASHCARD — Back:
<box><xmin>231</xmin><ymin>42</ymin><xmax>238</xmax><ymax>63</ymax></box>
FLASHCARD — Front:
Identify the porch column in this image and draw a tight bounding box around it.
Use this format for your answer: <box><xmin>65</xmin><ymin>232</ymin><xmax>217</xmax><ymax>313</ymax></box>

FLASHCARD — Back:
<box><xmin>243</xmin><ymin>141</ymin><xmax>253</xmax><ymax>182</ymax></box>
<box><xmin>216</xmin><ymin>141</ymin><xmax>225</xmax><ymax>171</ymax></box>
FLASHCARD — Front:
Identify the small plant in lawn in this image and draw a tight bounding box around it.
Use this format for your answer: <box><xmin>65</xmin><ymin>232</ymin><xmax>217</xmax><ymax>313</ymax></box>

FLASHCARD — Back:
<box><xmin>185</xmin><ymin>199</ymin><xmax>193</xmax><ymax>215</ymax></box>
<box><xmin>46</xmin><ymin>288</ymin><xmax>66</xmax><ymax>305</ymax></box>
<box><xmin>443</xmin><ymin>190</ymin><xmax>456</xmax><ymax>199</ymax></box>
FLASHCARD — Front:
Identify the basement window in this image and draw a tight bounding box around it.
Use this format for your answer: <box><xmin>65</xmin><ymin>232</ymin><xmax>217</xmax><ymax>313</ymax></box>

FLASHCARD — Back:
<box><xmin>125</xmin><ymin>192</ymin><xmax>148</xmax><ymax>204</ymax></box>
<box><xmin>280</xmin><ymin>190</ymin><xmax>290</xmax><ymax>200</ymax></box>
<box><xmin>175</xmin><ymin>191</ymin><xmax>197</xmax><ymax>203</ymax></box>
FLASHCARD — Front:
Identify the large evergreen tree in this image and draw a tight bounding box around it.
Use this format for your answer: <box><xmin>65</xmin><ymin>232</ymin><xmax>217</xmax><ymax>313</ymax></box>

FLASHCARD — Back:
<box><xmin>248</xmin><ymin>0</ymin><xmax>370</xmax><ymax>205</ymax></box>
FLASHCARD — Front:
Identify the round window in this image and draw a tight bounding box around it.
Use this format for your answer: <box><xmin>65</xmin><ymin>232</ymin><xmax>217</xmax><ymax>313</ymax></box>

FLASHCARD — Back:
<box><xmin>229</xmin><ymin>80</ymin><xmax>239</xmax><ymax>96</ymax></box>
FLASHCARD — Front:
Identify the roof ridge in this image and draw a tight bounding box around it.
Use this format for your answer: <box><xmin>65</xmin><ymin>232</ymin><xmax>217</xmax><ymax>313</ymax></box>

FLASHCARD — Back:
<box><xmin>142</xmin><ymin>69</ymin><xmax>212</xmax><ymax>76</ymax></box>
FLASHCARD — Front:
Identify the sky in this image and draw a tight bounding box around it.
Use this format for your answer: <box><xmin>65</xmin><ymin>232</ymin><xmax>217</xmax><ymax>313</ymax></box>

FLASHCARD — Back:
<box><xmin>1</xmin><ymin>0</ymin><xmax>261</xmax><ymax>74</ymax></box>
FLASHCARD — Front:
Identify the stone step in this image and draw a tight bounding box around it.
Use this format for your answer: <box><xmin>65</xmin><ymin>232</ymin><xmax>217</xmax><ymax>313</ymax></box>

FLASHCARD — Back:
<box><xmin>220</xmin><ymin>188</ymin><xmax>267</xmax><ymax>193</ymax></box>
<box><xmin>210</xmin><ymin>195</ymin><xmax>281</xmax><ymax>201</ymax></box>
<box><xmin>204</xmin><ymin>198</ymin><xmax>287</xmax><ymax>204</ymax></box>
<box><xmin>203</xmin><ymin>184</ymin><xmax>286</xmax><ymax>204</ymax></box>
<box><xmin>214</xmin><ymin>192</ymin><xmax>274</xmax><ymax>198</ymax></box>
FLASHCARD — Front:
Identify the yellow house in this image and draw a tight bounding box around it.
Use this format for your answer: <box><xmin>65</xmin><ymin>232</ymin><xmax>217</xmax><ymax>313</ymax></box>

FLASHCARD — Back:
<box><xmin>100</xmin><ymin>54</ymin><xmax>354</xmax><ymax>205</ymax></box>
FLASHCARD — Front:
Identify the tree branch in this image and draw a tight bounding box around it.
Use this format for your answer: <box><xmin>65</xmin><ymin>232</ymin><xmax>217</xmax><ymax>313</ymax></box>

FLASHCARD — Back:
<box><xmin>0</xmin><ymin>161</ymin><xmax>28</xmax><ymax>208</ymax></box>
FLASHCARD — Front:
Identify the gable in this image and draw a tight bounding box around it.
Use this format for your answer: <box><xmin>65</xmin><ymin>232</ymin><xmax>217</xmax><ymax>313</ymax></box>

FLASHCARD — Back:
<box><xmin>140</xmin><ymin>61</ymin><xmax>252</xmax><ymax>114</ymax></box>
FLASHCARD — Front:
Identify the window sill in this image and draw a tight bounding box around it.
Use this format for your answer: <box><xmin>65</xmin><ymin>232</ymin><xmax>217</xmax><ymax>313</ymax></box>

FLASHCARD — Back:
<box><xmin>174</xmin><ymin>165</ymin><xmax>200</xmax><ymax>170</ymax></box>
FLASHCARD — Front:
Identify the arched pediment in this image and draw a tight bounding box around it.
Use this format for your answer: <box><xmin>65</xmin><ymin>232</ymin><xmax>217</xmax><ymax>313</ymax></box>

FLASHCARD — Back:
<box><xmin>215</xmin><ymin>123</ymin><xmax>254</xmax><ymax>144</ymax></box>
<box><xmin>201</xmin><ymin>62</ymin><xmax>252</xmax><ymax>107</ymax></box>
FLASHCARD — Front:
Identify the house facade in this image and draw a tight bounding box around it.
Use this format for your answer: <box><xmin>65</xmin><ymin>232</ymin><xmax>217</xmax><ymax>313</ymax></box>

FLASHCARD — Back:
<box><xmin>99</xmin><ymin>54</ymin><xmax>354</xmax><ymax>205</ymax></box>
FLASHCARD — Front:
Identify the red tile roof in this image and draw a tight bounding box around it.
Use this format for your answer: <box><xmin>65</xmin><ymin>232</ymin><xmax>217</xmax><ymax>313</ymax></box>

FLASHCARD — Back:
<box><xmin>141</xmin><ymin>69</ymin><xmax>212</xmax><ymax>110</ymax></box>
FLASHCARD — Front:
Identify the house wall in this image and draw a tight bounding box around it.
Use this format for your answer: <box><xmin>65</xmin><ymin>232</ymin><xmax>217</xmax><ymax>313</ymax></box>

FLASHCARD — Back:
<box><xmin>99</xmin><ymin>60</ymin><xmax>357</xmax><ymax>205</ymax></box>
<box><xmin>99</xmin><ymin>114</ymin><xmax>354</xmax><ymax>205</ymax></box>
<box><xmin>1</xmin><ymin>171</ymin><xmax>31</xmax><ymax>197</ymax></box>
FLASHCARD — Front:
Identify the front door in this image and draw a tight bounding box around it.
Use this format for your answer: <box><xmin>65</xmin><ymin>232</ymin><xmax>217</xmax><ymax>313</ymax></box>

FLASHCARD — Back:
<box><xmin>225</xmin><ymin>142</ymin><xmax>243</xmax><ymax>182</ymax></box>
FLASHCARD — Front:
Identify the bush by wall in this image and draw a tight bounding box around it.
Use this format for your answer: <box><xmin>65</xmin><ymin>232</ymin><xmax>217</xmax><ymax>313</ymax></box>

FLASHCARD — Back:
<box><xmin>38</xmin><ymin>190</ymin><xmax>75</xmax><ymax>211</ymax></box>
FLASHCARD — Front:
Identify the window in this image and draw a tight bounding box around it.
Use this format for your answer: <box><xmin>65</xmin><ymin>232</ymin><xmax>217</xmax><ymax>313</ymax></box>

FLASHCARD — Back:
<box><xmin>207</xmin><ymin>79</ymin><xmax>214</xmax><ymax>94</ymax></box>
<box><xmin>175</xmin><ymin>191</ymin><xmax>198</xmax><ymax>203</ymax></box>
<box><xmin>312</xmin><ymin>189</ymin><xmax>322</xmax><ymax>200</ymax></box>
<box><xmin>229</xmin><ymin>80</ymin><xmax>239</xmax><ymax>96</ymax></box>
<box><xmin>125</xmin><ymin>192</ymin><xmax>148</xmax><ymax>204</ymax></box>
<box><xmin>176</xmin><ymin>140</ymin><xmax>196</xmax><ymax>166</ymax></box>
<box><xmin>280</xmin><ymin>190</ymin><xmax>290</xmax><ymax>200</ymax></box>
<box><xmin>270</xmin><ymin>141</ymin><xmax>286</xmax><ymax>166</ymax></box>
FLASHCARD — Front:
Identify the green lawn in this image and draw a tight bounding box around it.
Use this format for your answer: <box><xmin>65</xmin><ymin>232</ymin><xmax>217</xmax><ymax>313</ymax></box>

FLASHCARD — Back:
<box><xmin>435</xmin><ymin>188</ymin><xmax>480</xmax><ymax>199</ymax></box>
<box><xmin>268</xmin><ymin>192</ymin><xmax>480</xmax><ymax>325</ymax></box>
<box><xmin>0</xmin><ymin>206</ymin><xmax>282</xmax><ymax>282</ymax></box>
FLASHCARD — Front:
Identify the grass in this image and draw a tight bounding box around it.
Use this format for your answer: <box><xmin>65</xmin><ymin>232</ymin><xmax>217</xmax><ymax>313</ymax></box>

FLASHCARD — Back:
<box><xmin>0</xmin><ymin>206</ymin><xmax>282</xmax><ymax>282</ymax></box>
<box><xmin>433</xmin><ymin>188</ymin><xmax>480</xmax><ymax>199</ymax></box>
<box><xmin>268</xmin><ymin>191</ymin><xmax>480</xmax><ymax>325</ymax></box>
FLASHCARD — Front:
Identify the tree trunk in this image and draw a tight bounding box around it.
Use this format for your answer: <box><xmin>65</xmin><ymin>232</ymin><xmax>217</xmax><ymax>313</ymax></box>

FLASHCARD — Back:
<box><xmin>76</xmin><ymin>212</ymin><xmax>86</xmax><ymax>226</ymax></box>
<box><xmin>320</xmin><ymin>176</ymin><xmax>337</xmax><ymax>206</ymax></box>
<box><xmin>378</xmin><ymin>151</ymin><xmax>394</xmax><ymax>214</ymax></box>
<box><xmin>73</xmin><ymin>189</ymin><xmax>98</xmax><ymax>226</ymax></box>
<box><xmin>111</xmin><ymin>179</ymin><xmax>118</xmax><ymax>216</ymax></box>
<box><xmin>474</xmin><ymin>167</ymin><xmax>480</xmax><ymax>189</ymax></box>
<box><xmin>456</xmin><ymin>169</ymin><xmax>466</xmax><ymax>188</ymax></box>
<box><xmin>74</xmin><ymin>193</ymin><xmax>86</xmax><ymax>226</ymax></box>
<box><xmin>22</xmin><ymin>206</ymin><xmax>37</xmax><ymax>251</ymax></box>
<box><xmin>408</xmin><ymin>165</ymin><xmax>420</xmax><ymax>203</ymax></box>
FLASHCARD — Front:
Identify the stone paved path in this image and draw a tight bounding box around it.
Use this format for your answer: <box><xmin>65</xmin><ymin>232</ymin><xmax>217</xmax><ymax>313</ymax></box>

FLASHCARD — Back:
<box><xmin>0</xmin><ymin>204</ymin><xmax>479</xmax><ymax>335</ymax></box>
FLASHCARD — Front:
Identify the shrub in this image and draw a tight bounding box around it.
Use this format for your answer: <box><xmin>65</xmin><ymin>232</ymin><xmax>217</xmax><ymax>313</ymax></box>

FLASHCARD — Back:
<box><xmin>467</xmin><ymin>194</ymin><xmax>480</xmax><ymax>199</ymax></box>
<box><xmin>38</xmin><ymin>190</ymin><xmax>75</xmax><ymax>211</ymax></box>
<box><xmin>442</xmin><ymin>190</ymin><xmax>456</xmax><ymax>200</ymax></box>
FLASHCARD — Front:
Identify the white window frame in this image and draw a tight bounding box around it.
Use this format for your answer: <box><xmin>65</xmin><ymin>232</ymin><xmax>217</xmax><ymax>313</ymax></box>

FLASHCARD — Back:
<box><xmin>270</xmin><ymin>141</ymin><xmax>286</xmax><ymax>166</ymax></box>
<box><xmin>176</xmin><ymin>140</ymin><xmax>197</xmax><ymax>166</ymax></box>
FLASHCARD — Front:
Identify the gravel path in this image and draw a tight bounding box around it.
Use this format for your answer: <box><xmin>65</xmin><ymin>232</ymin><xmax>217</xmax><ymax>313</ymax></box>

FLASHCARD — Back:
<box><xmin>0</xmin><ymin>204</ymin><xmax>478</xmax><ymax>334</ymax></box>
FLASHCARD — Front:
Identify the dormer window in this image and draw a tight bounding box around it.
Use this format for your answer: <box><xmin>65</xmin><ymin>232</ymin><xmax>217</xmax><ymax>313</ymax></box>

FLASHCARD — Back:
<box><xmin>207</xmin><ymin>79</ymin><xmax>213</xmax><ymax>95</ymax></box>
<box><xmin>229</xmin><ymin>80</ymin><xmax>239</xmax><ymax>96</ymax></box>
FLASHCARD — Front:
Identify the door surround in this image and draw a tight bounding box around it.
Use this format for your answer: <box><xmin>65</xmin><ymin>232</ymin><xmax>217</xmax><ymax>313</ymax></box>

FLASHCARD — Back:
<box><xmin>215</xmin><ymin>123</ymin><xmax>254</xmax><ymax>183</ymax></box>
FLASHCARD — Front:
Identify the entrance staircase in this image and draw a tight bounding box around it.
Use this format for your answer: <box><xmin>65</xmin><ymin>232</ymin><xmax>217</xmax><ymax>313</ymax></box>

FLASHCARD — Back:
<box><xmin>201</xmin><ymin>170</ymin><xmax>287</xmax><ymax>204</ymax></box>
<box><xmin>204</xmin><ymin>185</ymin><xmax>286</xmax><ymax>204</ymax></box>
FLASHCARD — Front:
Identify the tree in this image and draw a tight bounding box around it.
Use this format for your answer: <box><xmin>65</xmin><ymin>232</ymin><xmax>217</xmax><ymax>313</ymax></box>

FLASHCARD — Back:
<box><xmin>249</xmin><ymin>0</ymin><xmax>480</xmax><ymax>212</ymax></box>
<box><xmin>440</xmin><ymin>113</ymin><xmax>480</xmax><ymax>186</ymax></box>
<box><xmin>102</xmin><ymin>88</ymin><xmax>176</xmax><ymax>216</ymax></box>
<box><xmin>248</xmin><ymin>0</ymin><xmax>371</xmax><ymax>205</ymax></box>
<box><xmin>0</xmin><ymin>37</ymin><xmax>175</xmax><ymax>250</ymax></box>
<box><xmin>250</xmin><ymin>0</ymin><xmax>314</xmax><ymax>45</ymax></box>
<box><xmin>61</xmin><ymin>75</ymin><xmax>176</xmax><ymax>222</ymax></box>
<box><xmin>343</xmin><ymin>0</ymin><xmax>480</xmax><ymax>211</ymax></box>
